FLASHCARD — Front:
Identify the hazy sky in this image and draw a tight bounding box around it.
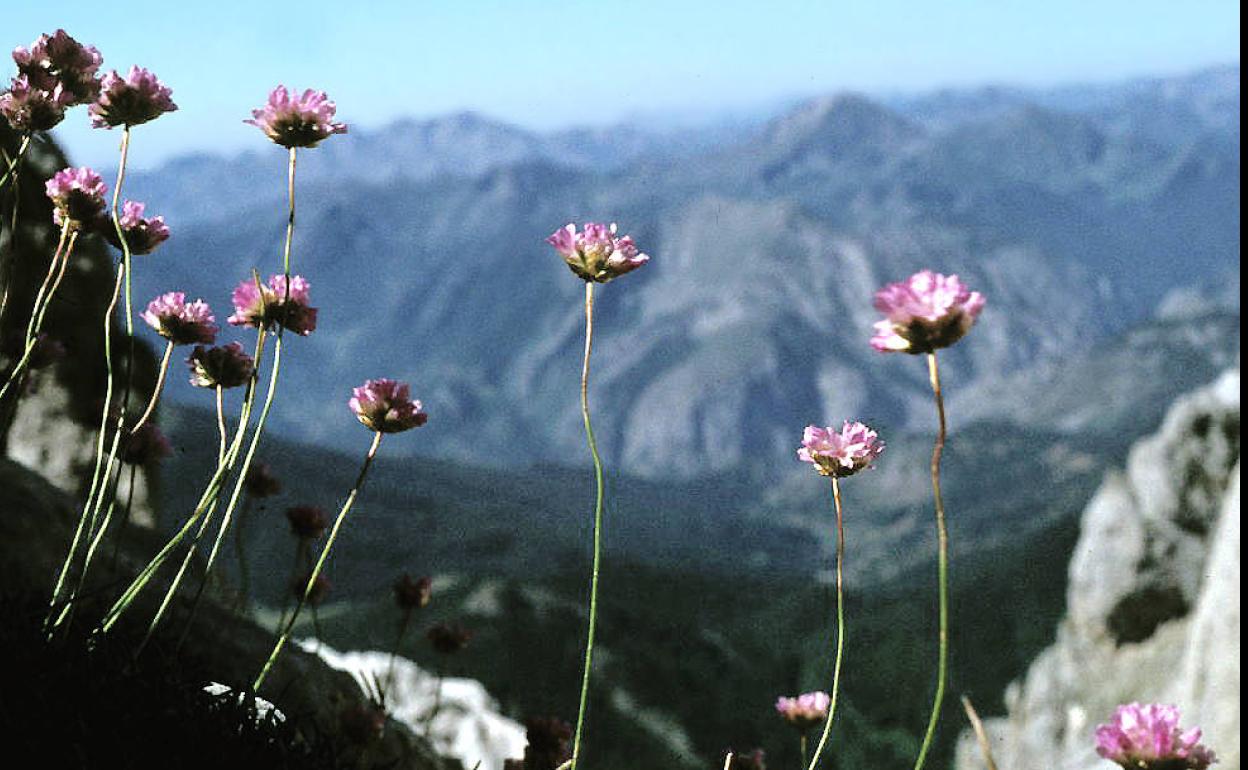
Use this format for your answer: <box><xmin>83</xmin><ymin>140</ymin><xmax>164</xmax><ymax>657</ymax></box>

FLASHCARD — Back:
<box><xmin>8</xmin><ymin>0</ymin><xmax>1241</xmax><ymax>169</ymax></box>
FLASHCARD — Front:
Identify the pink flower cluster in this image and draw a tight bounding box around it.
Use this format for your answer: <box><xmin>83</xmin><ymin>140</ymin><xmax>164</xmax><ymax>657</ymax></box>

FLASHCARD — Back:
<box><xmin>103</xmin><ymin>200</ymin><xmax>171</xmax><ymax>255</ymax></box>
<box><xmin>246</xmin><ymin>85</ymin><xmax>347</xmax><ymax>148</ymax></box>
<box><xmin>546</xmin><ymin>222</ymin><xmax>650</xmax><ymax>283</ymax></box>
<box><xmin>797</xmin><ymin>421</ymin><xmax>884</xmax><ymax>478</ymax></box>
<box><xmin>141</xmin><ymin>292</ymin><xmax>218</xmax><ymax>346</ymax></box>
<box><xmin>775</xmin><ymin>691</ymin><xmax>831</xmax><ymax>731</ymax></box>
<box><xmin>0</xmin><ymin>74</ymin><xmax>70</xmax><ymax>132</ymax></box>
<box><xmin>12</xmin><ymin>28</ymin><xmax>102</xmax><ymax>106</ymax></box>
<box><xmin>348</xmin><ymin>379</ymin><xmax>428</xmax><ymax>434</ymax></box>
<box><xmin>228</xmin><ymin>274</ymin><xmax>318</xmax><ymax>336</ymax></box>
<box><xmin>45</xmin><ymin>166</ymin><xmax>107</xmax><ymax>228</ymax></box>
<box><xmin>1095</xmin><ymin>703</ymin><xmax>1217</xmax><ymax>770</ymax></box>
<box><xmin>89</xmin><ymin>65</ymin><xmax>176</xmax><ymax>128</ymax></box>
<box><xmin>186</xmin><ymin>342</ymin><xmax>254</xmax><ymax>389</ymax></box>
<box><xmin>870</xmin><ymin>270</ymin><xmax>986</xmax><ymax>354</ymax></box>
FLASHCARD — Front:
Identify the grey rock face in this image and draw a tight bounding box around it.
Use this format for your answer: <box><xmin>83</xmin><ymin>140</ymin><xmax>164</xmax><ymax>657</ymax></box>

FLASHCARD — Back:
<box><xmin>1</xmin><ymin>125</ymin><xmax>159</xmax><ymax>527</ymax></box>
<box><xmin>956</xmin><ymin>370</ymin><xmax>1240</xmax><ymax>770</ymax></box>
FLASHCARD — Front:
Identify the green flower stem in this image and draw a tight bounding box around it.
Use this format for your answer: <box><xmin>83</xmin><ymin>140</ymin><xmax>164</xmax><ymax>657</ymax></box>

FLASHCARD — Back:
<box><xmin>215</xmin><ymin>385</ymin><xmax>228</xmax><ymax>464</ymax></box>
<box><xmin>253</xmin><ymin>430</ymin><xmax>384</xmax><ymax>692</ymax></box>
<box><xmin>961</xmin><ymin>695</ymin><xmax>1000</xmax><ymax>770</ymax></box>
<box><xmin>912</xmin><ymin>351</ymin><xmax>950</xmax><ymax>770</ymax></box>
<box><xmin>801</xmin><ymin>733</ymin><xmax>809</xmax><ymax>769</ymax></box>
<box><xmin>805</xmin><ymin>476</ymin><xmax>847</xmax><ymax>770</ymax></box>
<box><xmin>110</xmin><ymin>464</ymin><xmax>139</xmax><ymax>571</ymax></box>
<box><xmin>385</xmin><ymin>608</ymin><xmax>413</xmax><ymax>697</ymax></box>
<box><xmin>0</xmin><ymin>134</ymin><xmax>28</xmax><ymax>329</ymax></box>
<box><xmin>128</xmin><ymin>340</ymin><xmax>174</xmax><ymax>434</ymax></box>
<box><xmin>0</xmin><ymin>133</ymin><xmax>30</xmax><ymax>189</ymax></box>
<box><xmin>569</xmin><ymin>280</ymin><xmax>605</xmax><ymax>770</ymax></box>
<box><xmin>0</xmin><ymin>222</ymin><xmax>72</xmax><ymax>404</ymax></box>
<box><xmin>95</xmin><ymin>329</ymin><xmax>267</xmax><ymax>636</ymax></box>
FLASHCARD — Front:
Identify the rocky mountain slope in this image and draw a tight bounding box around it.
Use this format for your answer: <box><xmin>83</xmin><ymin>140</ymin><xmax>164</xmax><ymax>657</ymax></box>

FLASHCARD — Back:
<box><xmin>955</xmin><ymin>370</ymin><xmax>1241</xmax><ymax>770</ymax></box>
<box><xmin>118</xmin><ymin>66</ymin><xmax>1240</xmax><ymax>479</ymax></box>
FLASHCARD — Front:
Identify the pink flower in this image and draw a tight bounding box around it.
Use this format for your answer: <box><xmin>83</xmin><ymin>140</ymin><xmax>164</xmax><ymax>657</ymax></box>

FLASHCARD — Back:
<box><xmin>285</xmin><ymin>505</ymin><xmax>329</xmax><ymax>540</ymax></box>
<box><xmin>120</xmin><ymin>423</ymin><xmax>172</xmax><ymax>466</ymax></box>
<box><xmin>45</xmin><ymin>166</ymin><xmax>106</xmax><ymax>228</ymax></box>
<box><xmin>245</xmin><ymin>86</ymin><xmax>347</xmax><ymax>148</ymax></box>
<box><xmin>870</xmin><ymin>270</ymin><xmax>985</xmax><ymax>354</ymax></box>
<box><xmin>797</xmin><ymin>421</ymin><xmax>884</xmax><ymax>478</ymax></box>
<box><xmin>101</xmin><ymin>200</ymin><xmax>170</xmax><ymax>255</ymax></box>
<box><xmin>89</xmin><ymin>66</ymin><xmax>177</xmax><ymax>128</ymax></box>
<box><xmin>546</xmin><ymin>222</ymin><xmax>650</xmax><ymax>283</ymax></box>
<box><xmin>1096</xmin><ymin>704</ymin><xmax>1217</xmax><ymax>769</ymax></box>
<box><xmin>187</xmin><ymin>342</ymin><xmax>254</xmax><ymax>389</ymax></box>
<box><xmin>348</xmin><ymin>379</ymin><xmax>427</xmax><ymax>434</ymax></box>
<box><xmin>13</xmin><ymin>29</ymin><xmax>102</xmax><ymax>106</ymax></box>
<box><xmin>141</xmin><ymin>292</ymin><xmax>218</xmax><ymax>346</ymax></box>
<box><xmin>0</xmin><ymin>75</ymin><xmax>71</xmax><ymax>132</ymax></box>
<box><xmin>228</xmin><ymin>274</ymin><xmax>318</xmax><ymax>336</ymax></box>
<box><xmin>775</xmin><ymin>691</ymin><xmax>831</xmax><ymax>731</ymax></box>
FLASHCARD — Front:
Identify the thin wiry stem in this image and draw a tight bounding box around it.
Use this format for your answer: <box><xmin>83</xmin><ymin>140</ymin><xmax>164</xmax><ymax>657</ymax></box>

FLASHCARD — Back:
<box><xmin>569</xmin><ymin>280</ymin><xmax>605</xmax><ymax>770</ymax></box>
<box><xmin>110</xmin><ymin>464</ymin><xmax>139</xmax><ymax>571</ymax></box>
<box><xmin>0</xmin><ymin>134</ymin><xmax>28</xmax><ymax>328</ymax></box>
<box><xmin>912</xmin><ymin>351</ymin><xmax>950</xmax><ymax>770</ymax></box>
<box><xmin>129</xmin><ymin>340</ymin><xmax>174</xmax><ymax>434</ymax></box>
<box><xmin>961</xmin><ymin>696</ymin><xmax>999</xmax><ymax>770</ymax></box>
<box><xmin>0</xmin><ymin>222</ymin><xmax>71</xmax><ymax>404</ymax></box>
<box><xmin>253</xmin><ymin>431</ymin><xmax>384</xmax><ymax>691</ymax></box>
<box><xmin>805</xmin><ymin>476</ymin><xmax>847</xmax><ymax>770</ymax></box>
<box><xmin>215</xmin><ymin>386</ymin><xmax>227</xmax><ymax>464</ymax></box>
<box><xmin>0</xmin><ymin>133</ymin><xmax>30</xmax><ymax>189</ymax></box>
<box><xmin>386</xmin><ymin>608</ymin><xmax>413</xmax><ymax>697</ymax></box>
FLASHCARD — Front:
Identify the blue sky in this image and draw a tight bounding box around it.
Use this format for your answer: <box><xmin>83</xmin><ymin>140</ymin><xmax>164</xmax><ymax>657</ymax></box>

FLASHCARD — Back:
<box><xmin>9</xmin><ymin>0</ymin><xmax>1241</xmax><ymax>169</ymax></box>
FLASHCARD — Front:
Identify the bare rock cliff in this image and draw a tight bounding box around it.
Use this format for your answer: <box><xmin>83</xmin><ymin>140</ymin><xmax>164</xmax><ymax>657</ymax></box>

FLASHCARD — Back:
<box><xmin>956</xmin><ymin>370</ymin><xmax>1240</xmax><ymax>770</ymax></box>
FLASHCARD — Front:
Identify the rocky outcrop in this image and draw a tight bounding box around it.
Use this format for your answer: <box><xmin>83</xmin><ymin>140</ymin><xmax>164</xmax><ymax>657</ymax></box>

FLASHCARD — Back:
<box><xmin>956</xmin><ymin>370</ymin><xmax>1240</xmax><ymax>770</ymax></box>
<box><xmin>0</xmin><ymin>457</ymin><xmax>452</xmax><ymax>769</ymax></box>
<box><xmin>1</xmin><ymin>124</ymin><xmax>159</xmax><ymax>527</ymax></box>
<box><xmin>307</xmin><ymin>642</ymin><xmax>528</xmax><ymax>770</ymax></box>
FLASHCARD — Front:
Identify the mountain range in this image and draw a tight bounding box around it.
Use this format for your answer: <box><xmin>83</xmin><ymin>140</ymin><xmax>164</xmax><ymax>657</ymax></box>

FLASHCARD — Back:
<box><xmin>113</xmin><ymin>65</ymin><xmax>1240</xmax><ymax>480</ymax></box>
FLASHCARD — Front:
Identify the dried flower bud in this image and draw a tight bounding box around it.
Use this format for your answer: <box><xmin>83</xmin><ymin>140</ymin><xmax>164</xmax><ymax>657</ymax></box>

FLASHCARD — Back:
<box><xmin>394</xmin><ymin>574</ymin><xmax>432</xmax><ymax>611</ymax></box>
<box><xmin>427</xmin><ymin>622</ymin><xmax>472</xmax><ymax>655</ymax></box>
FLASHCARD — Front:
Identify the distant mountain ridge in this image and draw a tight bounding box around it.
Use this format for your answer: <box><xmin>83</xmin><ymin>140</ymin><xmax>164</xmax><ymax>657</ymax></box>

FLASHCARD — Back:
<box><xmin>121</xmin><ymin>65</ymin><xmax>1239</xmax><ymax>479</ymax></box>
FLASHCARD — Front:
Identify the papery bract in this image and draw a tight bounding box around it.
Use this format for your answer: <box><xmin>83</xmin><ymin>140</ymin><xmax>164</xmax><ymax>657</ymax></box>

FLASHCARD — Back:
<box><xmin>797</xmin><ymin>421</ymin><xmax>884</xmax><ymax>478</ymax></box>
<box><xmin>187</xmin><ymin>342</ymin><xmax>253</xmax><ymax>389</ymax></box>
<box><xmin>870</xmin><ymin>270</ymin><xmax>985</xmax><ymax>354</ymax></box>
<box><xmin>245</xmin><ymin>85</ymin><xmax>347</xmax><ymax>148</ymax></box>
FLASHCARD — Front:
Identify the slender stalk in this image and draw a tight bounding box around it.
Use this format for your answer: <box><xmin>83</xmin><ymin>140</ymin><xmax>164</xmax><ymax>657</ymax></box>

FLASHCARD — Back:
<box><xmin>129</xmin><ymin>340</ymin><xmax>174</xmax><ymax>434</ymax></box>
<box><xmin>0</xmin><ymin>224</ymin><xmax>72</xmax><ymax>404</ymax></box>
<box><xmin>232</xmin><ymin>496</ymin><xmax>254</xmax><ymax>613</ymax></box>
<box><xmin>800</xmin><ymin>733</ymin><xmax>809</xmax><ymax>770</ymax></box>
<box><xmin>110</xmin><ymin>464</ymin><xmax>139</xmax><ymax>571</ymax></box>
<box><xmin>0</xmin><ymin>134</ymin><xmax>28</xmax><ymax>324</ymax></box>
<box><xmin>0</xmin><ymin>133</ymin><xmax>30</xmax><ymax>189</ymax></box>
<box><xmin>253</xmin><ymin>431</ymin><xmax>383</xmax><ymax>691</ymax></box>
<box><xmin>912</xmin><ymin>352</ymin><xmax>950</xmax><ymax>770</ymax></box>
<box><xmin>135</xmin><ymin>494</ymin><xmax>221</xmax><ymax>656</ymax></box>
<box><xmin>386</xmin><ymin>608</ymin><xmax>413</xmax><ymax>696</ymax></box>
<box><xmin>960</xmin><ymin>696</ymin><xmax>999</xmax><ymax>770</ymax></box>
<box><xmin>215</xmin><ymin>386</ymin><xmax>227</xmax><ymax>464</ymax></box>
<box><xmin>569</xmin><ymin>281</ymin><xmax>605</xmax><ymax>770</ymax></box>
<box><xmin>805</xmin><ymin>476</ymin><xmax>847</xmax><ymax>770</ymax></box>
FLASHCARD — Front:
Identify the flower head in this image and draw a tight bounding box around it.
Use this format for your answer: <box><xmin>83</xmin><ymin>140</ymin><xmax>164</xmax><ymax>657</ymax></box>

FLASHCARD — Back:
<box><xmin>724</xmin><ymin>750</ymin><xmax>767</xmax><ymax>770</ymax></box>
<box><xmin>1095</xmin><ymin>704</ymin><xmax>1218</xmax><ymax>770</ymax></box>
<box><xmin>244</xmin><ymin>462</ymin><xmax>282</xmax><ymax>498</ymax></box>
<box><xmin>141</xmin><ymin>292</ymin><xmax>218</xmax><ymax>346</ymax></box>
<box><xmin>228</xmin><ymin>274</ymin><xmax>318</xmax><ymax>336</ymax></box>
<box><xmin>797</xmin><ymin>421</ymin><xmax>884</xmax><ymax>478</ymax></box>
<box><xmin>245</xmin><ymin>86</ymin><xmax>347</xmax><ymax>148</ymax></box>
<box><xmin>89</xmin><ymin>66</ymin><xmax>177</xmax><ymax>128</ymax></box>
<box><xmin>338</xmin><ymin>701</ymin><xmax>386</xmax><ymax>746</ymax></box>
<box><xmin>285</xmin><ymin>505</ymin><xmax>329</xmax><ymax>540</ymax></box>
<box><xmin>870</xmin><ymin>270</ymin><xmax>985</xmax><ymax>354</ymax></box>
<box><xmin>514</xmin><ymin>717</ymin><xmax>573</xmax><ymax>770</ymax></box>
<box><xmin>291</xmin><ymin>571</ymin><xmax>331</xmax><ymax>606</ymax></box>
<box><xmin>187</xmin><ymin>342</ymin><xmax>254</xmax><ymax>389</ymax></box>
<box><xmin>427</xmin><ymin>622</ymin><xmax>473</xmax><ymax>655</ymax></box>
<box><xmin>546</xmin><ymin>222</ymin><xmax>650</xmax><ymax>283</ymax></box>
<box><xmin>13</xmin><ymin>29</ymin><xmax>102</xmax><ymax>105</ymax></box>
<box><xmin>102</xmin><ymin>200</ymin><xmax>170</xmax><ymax>255</ymax></box>
<box><xmin>775</xmin><ymin>691</ymin><xmax>831</xmax><ymax>731</ymax></box>
<box><xmin>349</xmin><ymin>379</ymin><xmax>427</xmax><ymax>434</ymax></box>
<box><xmin>120</xmin><ymin>423</ymin><xmax>172</xmax><ymax>465</ymax></box>
<box><xmin>45</xmin><ymin>166</ymin><xmax>106</xmax><ymax>228</ymax></box>
<box><xmin>393</xmin><ymin>574</ymin><xmax>432</xmax><ymax>611</ymax></box>
<box><xmin>0</xmin><ymin>75</ymin><xmax>71</xmax><ymax>132</ymax></box>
